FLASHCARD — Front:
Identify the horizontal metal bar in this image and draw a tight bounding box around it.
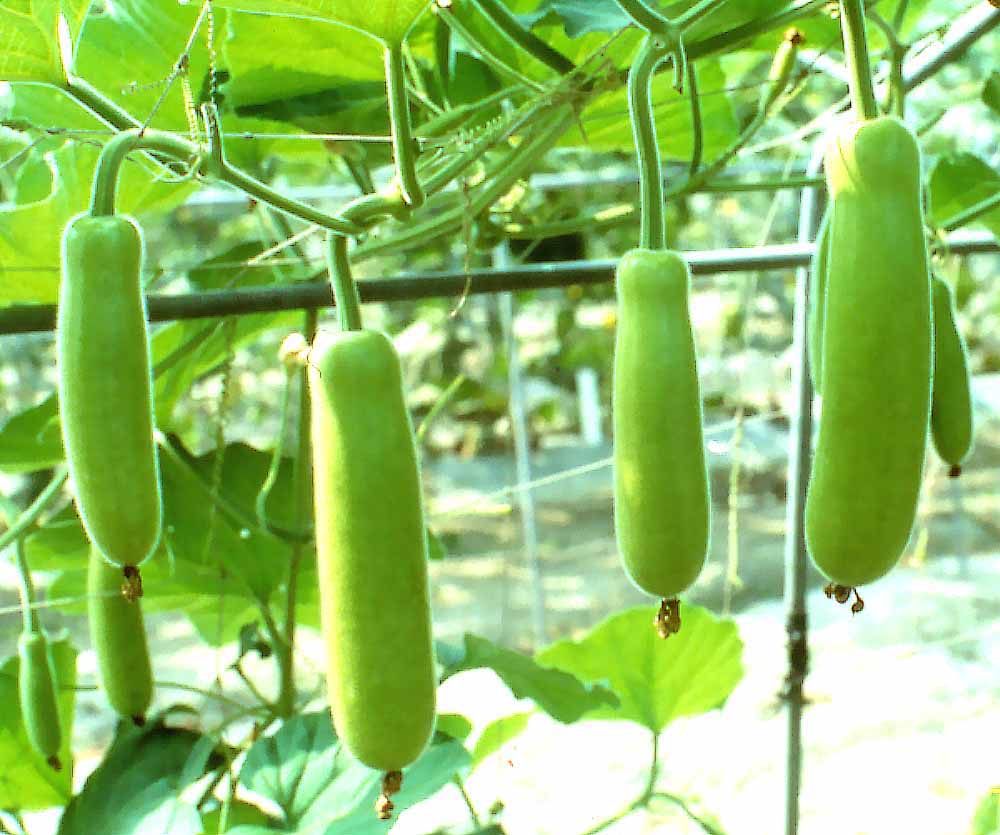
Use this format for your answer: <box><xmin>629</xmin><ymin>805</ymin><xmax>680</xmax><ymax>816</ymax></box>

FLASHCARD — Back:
<box><xmin>0</xmin><ymin>233</ymin><xmax>995</xmax><ymax>336</ymax></box>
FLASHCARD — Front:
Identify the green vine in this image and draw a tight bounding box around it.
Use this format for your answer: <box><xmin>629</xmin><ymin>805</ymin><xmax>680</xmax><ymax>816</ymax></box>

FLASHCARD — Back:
<box><xmin>838</xmin><ymin>0</ymin><xmax>880</xmax><ymax>120</ymax></box>
<box><xmin>384</xmin><ymin>43</ymin><xmax>426</xmax><ymax>208</ymax></box>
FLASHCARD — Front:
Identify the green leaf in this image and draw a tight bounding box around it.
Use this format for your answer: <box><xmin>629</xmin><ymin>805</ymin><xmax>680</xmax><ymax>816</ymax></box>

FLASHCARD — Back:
<box><xmin>66</xmin><ymin>0</ymin><xmax>213</xmax><ymax>132</ymax></box>
<box><xmin>212</xmin><ymin>0</ymin><xmax>430</xmax><ymax>47</ymax></box>
<box><xmin>536</xmin><ymin>604</ymin><xmax>744</xmax><ymax>732</ymax></box>
<box><xmin>564</xmin><ymin>57</ymin><xmax>738</xmax><ymax>159</ymax></box>
<box><xmin>521</xmin><ymin>0</ymin><xmax>630</xmax><ymax>38</ymax></box>
<box><xmin>221</xmin><ymin>11</ymin><xmax>383</xmax><ymax>107</ymax></box>
<box><xmin>0</xmin><ymin>139</ymin><xmax>195</xmax><ymax>306</ymax></box>
<box><xmin>0</xmin><ymin>636</ymin><xmax>76</xmax><ymax>810</ymax></box>
<box><xmin>233</xmin><ymin>712</ymin><xmax>470</xmax><ymax>834</ymax></box>
<box><xmin>200</xmin><ymin>801</ymin><xmax>276</xmax><ymax>834</ymax></box>
<box><xmin>0</xmin><ymin>395</ymin><xmax>64</xmax><ymax>473</ymax></box>
<box><xmin>445</xmin><ymin>633</ymin><xmax>619</xmax><ymax>723</ymax></box>
<box><xmin>929</xmin><ymin>153</ymin><xmax>1000</xmax><ymax>238</ymax></box>
<box><xmin>0</xmin><ymin>0</ymin><xmax>66</xmax><ymax>84</ymax></box>
<box><xmin>57</xmin><ymin>720</ymin><xmax>214</xmax><ymax>835</ymax></box>
<box><xmin>471</xmin><ymin>712</ymin><xmax>532</xmax><ymax>766</ymax></box>
<box><xmin>983</xmin><ymin>71</ymin><xmax>1000</xmax><ymax>116</ymax></box>
<box><xmin>972</xmin><ymin>790</ymin><xmax>1000</xmax><ymax>835</ymax></box>
<box><xmin>435</xmin><ymin>712</ymin><xmax>473</xmax><ymax>742</ymax></box>
<box><xmin>156</xmin><ymin>439</ymin><xmax>298</xmax><ymax>604</ymax></box>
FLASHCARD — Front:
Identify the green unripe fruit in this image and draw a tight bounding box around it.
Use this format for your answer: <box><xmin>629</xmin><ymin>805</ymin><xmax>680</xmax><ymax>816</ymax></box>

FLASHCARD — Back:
<box><xmin>805</xmin><ymin>117</ymin><xmax>932</xmax><ymax>589</ymax></box>
<box><xmin>58</xmin><ymin>214</ymin><xmax>162</xmax><ymax>568</ymax></box>
<box><xmin>930</xmin><ymin>275</ymin><xmax>974</xmax><ymax>475</ymax></box>
<box><xmin>18</xmin><ymin>631</ymin><xmax>62</xmax><ymax>769</ymax></box>
<box><xmin>613</xmin><ymin>249</ymin><xmax>711</xmax><ymax>601</ymax></box>
<box><xmin>87</xmin><ymin>547</ymin><xmax>154</xmax><ymax>724</ymax></box>
<box><xmin>308</xmin><ymin>329</ymin><xmax>436</xmax><ymax>773</ymax></box>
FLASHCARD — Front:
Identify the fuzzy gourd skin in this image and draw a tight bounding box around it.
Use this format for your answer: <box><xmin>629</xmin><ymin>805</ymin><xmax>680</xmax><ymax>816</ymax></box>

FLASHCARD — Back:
<box><xmin>613</xmin><ymin>249</ymin><xmax>711</xmax><ymax>599</ymax></box>
<box><xmin>18</xmin><ymin>632</ymin><xmax>62</xmax><ymax>767</ymax></box>
<box><xmin>807</xmin><ymin>210</ymin><xmax>831</xmax><ymax>394</ymax></box>
<box><xmin>87</xmin><ymin>547</ymin><xmax>154</xmax><ymax>723</ymax></box>
<box><xmin>805</xmin><ymin>117</ymin><xmax>932</xmax><ymax>589</ymax></box>
<box><xmin>58</xmin><ymin>214</ymin><xmax>162</xmax><ymax>568</ymax></box>
<box><xmin>930</xmin><ymin>275</ymin><xmax>973</xmax><ymax>472</ymax></box>
<box><xmin>308</xmin><ymin>329</ymin><xmax>436</xmax><ymax>773</ymax></box>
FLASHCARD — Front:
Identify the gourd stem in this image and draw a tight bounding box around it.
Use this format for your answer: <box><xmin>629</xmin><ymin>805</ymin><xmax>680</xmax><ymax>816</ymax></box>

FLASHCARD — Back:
<box><xmin>353</xmin><ymin>105</ymin><xmax>576</xmax><ymax>261</ymax></box>
<box><xmin>14</xmin><ymin>539</ymin><xmax>39</xmax><ymax>635</ymax></box>
<box><xmin>941</xmin><ymin>190</ymin><xmax>1000</xmax><ymax>232</ymax></box>
<box><xmin>627</xmin><ymin>37</ymin><xmax>667</xmax><ymax>250</ymax></box>
<box><xmin>614</xmin><ymin>0</ymin><xmax>672</xmax><ymax>34</ymax></box>
<box><xmin>327</xmin><ymin>234</ymin><xmax>364</xmax><ymax>331</ymax></box>
<box><xmin>470</xmin><ymin>0</ymin><xmax>575</xmax><ymax>74</ymax></box>
<box><xmin>838</xmin><ymin>0</ymin><xmax>880</xmax><ymax>120</ymax></box>
<box><xmin>384</xmin><ymin>44</ymin><xmax>426</xmax><ymax>208</ymax></box>
<box><xmin>90</xmin><ymin>130</ymin><xmax>201</xmax><ymax>216</ymax></box>
<box><xmin>64</xmin><ymin>75</ymin><xmax>142</xmax><ymax>132</ymax></box>
<box><xmin>200</xmin><ymin>104</ymin><xmax>366</xmax><ymax>236</ymax></box>
<box><xmin>686</xmin><ymin>60</ymin><xmax>704</xmax><ymax>175</ymax></box>
<box><xmin>0</xmin><ymin>468</ymin><xmax>69</xmax><ymax>556</ymax></box>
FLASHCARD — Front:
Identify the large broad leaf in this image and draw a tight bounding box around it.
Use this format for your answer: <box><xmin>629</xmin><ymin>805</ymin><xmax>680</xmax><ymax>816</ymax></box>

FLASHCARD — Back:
<box><xmin>0</xmin><ymin>396</ymin><xmax>64</xmax><ymax>473</ymax></box>
<box><xmin>972</xmin><ymin>790</ymin><xmax>1000</xmax><ymax>835</ymax></box>
<box><xmin>0</xmin><ymin>636</ymin><xmax>76</xmax><ymax>811</ymax></box>
<box><xmin>536</xmin><ymin>604</ymin><xmax>743</xmax><ymax>733</ymax></box>
<box><xmin>565</xmin><ymin>56</ymin><xmax>738</xmax><ymax>158</ymax></box>
<box><xmin>29</xmin><ymin>440</ymin><xmax>305</xmax><ymax>647</ymax></box>
<box><xmin>0</xmin><ymin>139</ymin><xmax>195</xmax><ymax>305</ymax></box>
<box><xmin>444</xmin><ymin>633</ymin><xmax>618</xmax><ymax>723</ymax></box>
<box><xmin>221</xmin><ymin>12</ymin><xmax>383</xmax><ymax>108</ymax></box>
<box><xmin>229</xmin><ymin>712</ymin><xmax>470</xmax><ymax>834</ymax></box>
<box><xmin>212</xmin><ymin>0</ymin><xmax>430</xmax><ymax>46</ymax></box>
<box><xmin>470</xmin><ymin>712</ymin><xmax>532</xmax><ymax>767</ymax></box>
<box><xmin>0</xmin><ymin>0</ymin><xmax>90</xmax><ymax>84</ymax></box>
<box><xmin>928</xmin><ymin>153</ymin><xmax>1000</xmax><ymax>239</ymax></box>
<box><xmin>57</xmin><ymin>721</ymin><xmax>217</xmax><ymax>835</ymax></box>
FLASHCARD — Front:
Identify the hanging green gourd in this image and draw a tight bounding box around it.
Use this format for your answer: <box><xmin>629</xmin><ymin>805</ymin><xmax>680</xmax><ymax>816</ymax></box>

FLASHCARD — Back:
<box><xmin>804</xmin><ymin>1</ymin><xmax>933</xmax><ymax>612</ymax></box>
<box><xmin>610</xmin><ymin>2</ymin><xmax>716</xmax><ymax>638</ymax></box>
<box><xmin>307</xmin><ymin>234</ymin><xmax>437</xmax><ymax>820</ymax></box>
<box><xmin>930</xmin><ymin>275</ymin><xmax>974</xmax><ymax>476</ymax></box>
<box><xmin>87</xmin><ymin>547</ymin><xmax>155</xmax><ymax>725</ymax></box>
<box><xmin>13</xmin><ymin>539</ymin><xmax>63</xmax><ymax>770</ymax></box>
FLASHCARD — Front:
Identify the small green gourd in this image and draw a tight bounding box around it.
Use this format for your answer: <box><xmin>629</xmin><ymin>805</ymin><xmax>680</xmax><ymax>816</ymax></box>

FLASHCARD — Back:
<box><xmin>18</xmin><ymin>631</ymin><xmax>62</xmax><ymax>770</ymax></box>
<box><xmin>930</xmin><ymin>275</ymin><xmax>974</xmax><ymax>475</ymax></box>
<box><xmin>87</xmin><ymin>546</ymin><xmax>154</xmax><ymax>724</ymax></box>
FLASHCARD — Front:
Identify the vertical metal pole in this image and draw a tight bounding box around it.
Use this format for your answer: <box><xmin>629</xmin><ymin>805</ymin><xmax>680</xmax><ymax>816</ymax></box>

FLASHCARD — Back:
<box><xmin>783</xmin><ymin>143</ymin><xmax>826</xmax><ymax>835</ymax></box>
<box><xmin>495</xmin><ymin>243</ymin><xmax>547</xmax><ymax>648</ymax></box>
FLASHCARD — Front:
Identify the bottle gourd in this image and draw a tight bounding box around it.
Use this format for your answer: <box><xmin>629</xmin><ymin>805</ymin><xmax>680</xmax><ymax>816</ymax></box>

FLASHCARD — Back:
<box><xmin>930</xmin><ymin>275</ymin><xmax>973</xmax><ymax>476</ymax></box>
<box><xmin>88</xmin><ymin>546</ymin><xmax>154</xmax><ymax>724</ymax></box>
<box><xmin>57</xmin><ymin>214</ymin><xmax>161</xmax><ymax>570</ymax></box>
<box><xmin>805</xmin><ymin>117</ymin><xmax>932</xmax><ymax>591</ymax></box>
<box><xmin>18</xmin><ymin>631</ymin><xmax>62</xmax><ymax>769</ymax></box>
<box><xmin>613</xmin><ymin>250</ymin><xmax>711</xmax><ymax>632</ymax></box>
<box><xmin>308</xmin><ymin>329</ymin><xmax>436</xmax><ymax>777</ymax></box>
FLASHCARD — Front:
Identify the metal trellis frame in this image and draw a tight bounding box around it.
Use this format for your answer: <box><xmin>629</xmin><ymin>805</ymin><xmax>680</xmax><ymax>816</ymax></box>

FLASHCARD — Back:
<box><xmin>0</xmin><ymin>233</ymin><xmax>995</xmax><ymax>337</ymax></box>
